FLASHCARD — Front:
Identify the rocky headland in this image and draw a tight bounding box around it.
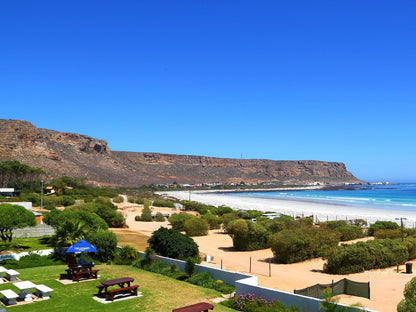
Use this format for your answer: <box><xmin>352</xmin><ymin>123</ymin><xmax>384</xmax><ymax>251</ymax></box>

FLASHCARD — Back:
<box><xmin>0</xmin><ymin>119</ymin><xmax>363</xmax><ymax>187</ymax></box>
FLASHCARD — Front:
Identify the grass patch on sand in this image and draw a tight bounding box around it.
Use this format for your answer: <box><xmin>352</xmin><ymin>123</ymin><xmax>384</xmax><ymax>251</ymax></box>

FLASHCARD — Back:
<box><xmin>111</xmin><ymin>229</ymin><xmax>149</xmax><ymax>252</ymax></box>
<box><xmin>0</xmin><ymin>264</ymin><xmax>234</xmax><ymax>312</ymax></box>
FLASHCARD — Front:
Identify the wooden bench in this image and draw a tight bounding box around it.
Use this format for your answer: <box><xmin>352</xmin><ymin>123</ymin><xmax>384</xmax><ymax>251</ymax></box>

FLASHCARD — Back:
<box><xmin>0</xmin><ymin>289</ymin><xmax>19</xmax><ymax>305</ymax></box>
<box><xmin>73</xmin><ymin>269</ymin><xmax>99</xmax><ymax>282</ymax></box>
<box><xmin>96</xmin><ymin>284</ymin><xmax>105</xmax><ymax>296</ymax></box>
<box><xmin>106</xmin><ymin>285</ymin><xmax>139</xmax><ymax>301</ymax></box>
<box><xmin>172</xmin><ymin>302</ymin><xmax>214</xmax><ymax>312</ymax></box>
<box><xmin>35</xmin><ymin>284</ymin><xmax>54</xmax><ymax>299</ymax></box>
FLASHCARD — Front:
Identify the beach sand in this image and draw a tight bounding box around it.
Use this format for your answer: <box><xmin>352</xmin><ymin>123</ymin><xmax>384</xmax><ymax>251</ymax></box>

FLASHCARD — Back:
<box><xmin>117</xmin><ymin>194</ymin><xmax>416</xmax><ymax>312</ymax></box>
<box><xmin>159</xmin><ymin>190</ymin><xmax>416</xmax><ymax>227</ymax></box>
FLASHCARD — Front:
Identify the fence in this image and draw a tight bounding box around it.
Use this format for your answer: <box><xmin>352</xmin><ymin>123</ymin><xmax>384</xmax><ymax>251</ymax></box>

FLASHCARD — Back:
<box><xmin>294</xmin><ymin>278</ymin><xmax>370</xmax><ymax>299</ymax></box>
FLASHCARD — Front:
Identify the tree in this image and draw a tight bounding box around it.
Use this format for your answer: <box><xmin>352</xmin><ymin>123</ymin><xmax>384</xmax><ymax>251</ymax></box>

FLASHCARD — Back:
<box><xmin>52</xmin><ymin>219</ymin><xmax>88</xmax><ymax>247</ymax></box>
<box><xmin>0</xmin><ymin>204</ymin><xmax>36</xmax><ymax>242</ymax></box>
<box><xmin>148</xmin><ymin>227</ymin><xmax>199</xmax><ymax>261</ymax></box>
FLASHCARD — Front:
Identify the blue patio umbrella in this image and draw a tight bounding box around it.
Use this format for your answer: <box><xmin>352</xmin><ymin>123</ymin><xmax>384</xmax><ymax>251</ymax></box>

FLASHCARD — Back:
<box><xmin>66</xmin><ymin>239</ymin><xmax>98</xmax><ymax>253</ymax></box>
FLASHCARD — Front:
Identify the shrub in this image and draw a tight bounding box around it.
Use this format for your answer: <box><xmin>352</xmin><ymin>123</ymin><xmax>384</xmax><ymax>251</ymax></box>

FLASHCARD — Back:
<box><xmin>185</xmin><ymin>257</ymin><xmax>196</xmax><ymax>276</ymax></box>
<box><xmin>155</xmin><ymin>212</ymin><xmax>165</xmax><ymax>222</ymax></box>
<box><xmin>184</xmin><ymin>218</ymin><xmax>209</xmax><ymax>236</ymax></box>
<box><xmin>168</xmin><ymin>213</ymin><xmax>195</xmax><ymax>231</ymax></box>
<box><xmin>148</xmin><ymin>227</ymin><xmax>200</xmax><ymax>261</ymax></box>
<box><xmin>202</xmin><ymin>213</ymin><xmax>222</xmax><ymax>229</ymax></box>
<box><xmin>61</xmin><ymin>195</ymin><xmax>76</xmax><ymax>207</ymax></box>
<box><xmin>213</xmin><ymin>280</ymin><xmax>235</xmax><ymax>294</ymax></box>
<box><xmin>229</xmin><ymin>293</ymin><xmax>299</xmax><ymax>312</ymax></box>
<box><xmin>185</xmin><ymin>272</ymin><xmax>214</xmax><ymax>288</ymax></box>
<box><xmin>140</xmin><ymin>204</ymin><xmax>153</xmax><ymax>222</ymax></box>
<box><xmin>152</xmin><ymin>200</ymin><xmax>175</xmax><ymax>208</ymax></box>
<box><xmin>135</xmin><ymin>215</ymin><xmax>141</xmax><ymax>221</ymax></box>
<box><xmin>270</xmin><ymin>227</ymin><xmax>339</xmax><ymax>264</ymax></box>
<box><xmin>398</xmin><ymin>277</ymin><xmax>416</xmax><ymax>312</ymax></box>
<box><xmin>136</xmin><ymin>198</ymin><xmax>145</xmax><ymax>204</ymax></box>
<box><xmin>1</xmin><ymin>254</ymin><xmax>64</xmax><ymax>269</ymax></box>
<box><xmin>368</xmin><ymin>221</ymin><xmax>400</xmax><ymax>236</ymax></box>
<box><xmin>227</xmin><ymin>219</ymin><xmax>269</xmax><ymax>251</ymax></box>
<box><xmin>374</xmin><ymin>229</ymin><xmax>402</xmax><ymax>239</ymax></box>
<box><xmin>87</xmin><ymin>230</ymin><xmax>118</xmax><ymax>262</ymax></box>
<box><xmin>324</xmin><ymin>238</ymin><xmax>413</xmax><ymax>274</ymax></box>
<box><xmin>114</xmin><ymin>245</ymin><xmax>139</xmax><ymax>265</ymax></box>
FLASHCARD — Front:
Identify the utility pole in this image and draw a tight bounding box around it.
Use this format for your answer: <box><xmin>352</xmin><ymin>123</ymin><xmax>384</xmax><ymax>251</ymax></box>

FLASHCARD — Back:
<box><xmin>40</xmin><ymin>180</ymin><xmax>44</xmax><ymax>211</ymax></box>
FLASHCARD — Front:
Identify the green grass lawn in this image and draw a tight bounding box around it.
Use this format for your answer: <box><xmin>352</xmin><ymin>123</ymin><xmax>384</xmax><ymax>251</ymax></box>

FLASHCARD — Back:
<box><xmin>0</xmin><ymin>264</ymin><xmax>235</xmax><ymax>312</ymax></box>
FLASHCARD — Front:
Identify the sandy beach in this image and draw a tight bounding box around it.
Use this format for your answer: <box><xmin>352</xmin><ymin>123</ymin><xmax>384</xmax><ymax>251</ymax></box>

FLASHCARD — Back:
<box><xmin>117</xmin><ymin>199</ymin><xmax>415</xmax><ymax>312</ymax></box>
<box><xmin>159</xmin><ymin>190</ymin><xmax>416</xmax><ymax>227</ymax></box>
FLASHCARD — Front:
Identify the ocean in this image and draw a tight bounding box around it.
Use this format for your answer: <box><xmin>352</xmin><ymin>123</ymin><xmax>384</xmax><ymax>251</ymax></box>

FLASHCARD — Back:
<box><xmin>224</xmin><ymin>183</ymin><xmax>416</xmax><ymax>212</ymax></box>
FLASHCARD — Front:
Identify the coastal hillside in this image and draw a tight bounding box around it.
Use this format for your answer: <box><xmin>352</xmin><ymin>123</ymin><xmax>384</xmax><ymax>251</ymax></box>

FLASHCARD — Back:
<box><xmin>0</xmin><ymin>119</ymin><xmax>363</xmax><ymax>187</ymax></box>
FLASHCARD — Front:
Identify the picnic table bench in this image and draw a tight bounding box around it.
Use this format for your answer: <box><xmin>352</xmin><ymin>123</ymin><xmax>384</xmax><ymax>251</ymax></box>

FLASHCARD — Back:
<box><xmin>66</xmin><ymin>264</ymin><xmax>98</xmax><ymax>282</ymax></box>
<box><xmin>97</xmin><ymin>277</ymin><xmax>138</xmax><ymax>301</ymax></box>
<box><xmin>72</xmin><ymin>269</ymin><xmax>99</xmax><ymax>282</ymax></box>
<box><xmin>172</xmin><ymin>302</ymin><xmax>214</xmax><ymax>312</ymax></box>
<box><xmin>106</xmin><ymin>285</ymin><xmax>139</xmax><ymax>301</ymax></box>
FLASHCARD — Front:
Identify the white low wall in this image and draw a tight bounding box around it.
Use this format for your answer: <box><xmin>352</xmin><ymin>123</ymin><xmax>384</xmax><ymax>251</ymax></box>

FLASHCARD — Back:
<box><xmin>138</xmin><ymin>252</ymin><xmax>376</xmax><ymax>312</ymax></box>
<box><xmin>0</xmin><ymin>249</ymin><xmax>54</xmax><ymax>262</ymax></box>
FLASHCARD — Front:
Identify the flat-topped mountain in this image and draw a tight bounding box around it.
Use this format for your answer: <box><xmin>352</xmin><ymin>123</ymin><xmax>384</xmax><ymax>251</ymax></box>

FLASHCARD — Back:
<box><xmin>0</xmin><ymin>119</ymin><xmax>363</xmax><ymax>187</ymax></box>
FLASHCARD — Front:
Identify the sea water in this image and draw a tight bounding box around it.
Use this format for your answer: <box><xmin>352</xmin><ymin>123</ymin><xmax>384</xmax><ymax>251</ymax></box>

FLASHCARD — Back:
<box><xmin>225</xmin><ymin>184</ymin><xmax>416</xmax><ymax>212</ymax></box>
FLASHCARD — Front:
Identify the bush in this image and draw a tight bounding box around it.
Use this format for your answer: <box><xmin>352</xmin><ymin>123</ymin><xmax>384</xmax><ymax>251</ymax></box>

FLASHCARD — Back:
<box><xmin>270</xmin><ymin>227</ymin><xmax>339</xmax><ymax>264</ymax></box>
<box><xmin>226</xmin><ymin>293</ymin><xmax>299</xmax><ymax>312</ymax></box>
<box><xmin>140</xmin><ymin>204</ymin><xmax>153</xmax><ymax>222</ymax></box>
<box><xmin>152</xmin><ymin>200</ymin><xmax>175</xmax><ymax>208</ymax></box>
<box><xmin>155</xmin><ymin>212</ymin><xmax>165</xmax><ymax>222</ymax></box>
<box><xmin>374</xmin><ymin>229</ymin><xmax>402</xmax><ymax>239</ymax></box>
<box><xmin>185</xmin><ymin>272</ymin><xmax>214</xmax><ymax>288</ymax></box>
<box><xmin>398</xmin><ymin>277</ymin><xmax>416</xmax><ymax>312</ymax></box>
<box><xmin>0</xmin><ymin>254</ymin><xmax>64</xmax><ymax>269</ymax></box>
<box><xmin>324</xmin><ymin>238</ymin><xmax>414</xmax><ymax>274</ymax></box>
<box><xmin>148</xmin><ymin>227</ymin><xmax>200</xmax><ymax>261</ymax></box>
<box><xmin>87</xmin><ymin>230</ymin><xmax>118</xmax><ymax>262</ymax></box>
<box><xmin>213</xmin><ymin>280</ymin><xmax>235</xmax><ymax>294</ymax></box>
<box><xmin>202</xmin><ymin>213</ymin><xmax>222</xmax><ymax>229</ymax></box>
<box><xmin>227</xmin><ymin>219</ymin><xmax>269</xmax><ymax>251</ymax></box>
<box><xmin>133</xmin><ymin>197</ymin><xmax>144</xmax><ymax>204</ymax></box>
<box><xmin>184</xmin><ymin>218</ymin><xmax>209</xmax><ymax>236</ymax></box>
<box><xmin>368</xmin><ymin>221</ymin><xmax>400</xmax><ymax>236</ymax></box>
<box><xmin>185</xmin><ymin>257</ymin><xmax>196</xmax><ymax>276</ymax></box>
<box><xmin>168</xmin><ymin>213</ymin><xmax>195</xmax><ymax>231</ymax></box>
<box><xmin>61</xmin><ymin>195</ymin><xmax>76</xmax><ymax>206</ymax></box>
<box><xmin>114</xmin><ymin>245</ymin><xmax>139</xmax><ymax>265</ymax></box>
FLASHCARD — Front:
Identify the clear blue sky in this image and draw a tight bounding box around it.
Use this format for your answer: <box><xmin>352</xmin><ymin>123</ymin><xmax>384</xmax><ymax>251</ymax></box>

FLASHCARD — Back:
<box><xmin>1</xmin><ymin>1</ymin><xmax>415</xmax><ymax>182</ymax></box>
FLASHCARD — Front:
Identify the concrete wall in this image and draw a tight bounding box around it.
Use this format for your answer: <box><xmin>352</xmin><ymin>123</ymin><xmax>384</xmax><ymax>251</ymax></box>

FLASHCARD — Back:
<box><xmin>13</xmin><ymin>224</ymin><xmax>55</xmax><ymax>238</ymax></box>
<box><xmin>138</xmin><ymin>252</ymin><xmax>376</xmax><ymax>312</ymax></box>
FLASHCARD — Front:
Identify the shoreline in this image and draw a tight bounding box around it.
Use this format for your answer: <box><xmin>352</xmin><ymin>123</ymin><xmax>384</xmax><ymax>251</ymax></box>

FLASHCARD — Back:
<box><xmin>159</xmin><ymin>190</ymin><xmax>416</xmax><ymax>226</ymax></box>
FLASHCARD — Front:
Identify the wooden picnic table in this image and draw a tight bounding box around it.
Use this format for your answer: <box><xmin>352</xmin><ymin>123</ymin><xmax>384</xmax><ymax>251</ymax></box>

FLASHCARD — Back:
<box><xmin>97</xmin><ymin>277</ymin><xmax>136</xmax><ymax>300</ymax></box>
<box><xmin>66</xmin><ymin>264</ymin><xmax>98</xmax><ymax>282</ymax></box>
<box><xmin>172</xmin><ymin>302</ymin><xmax>214</xmax><ymax>312</ymax></box>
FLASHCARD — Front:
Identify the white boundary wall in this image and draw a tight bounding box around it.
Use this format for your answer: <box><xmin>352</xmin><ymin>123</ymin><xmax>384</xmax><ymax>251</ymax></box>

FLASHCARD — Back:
<box><xmin>138</xmin><ymin>252</ymin><xmax>376</xmax><ymax>312</ymax></box>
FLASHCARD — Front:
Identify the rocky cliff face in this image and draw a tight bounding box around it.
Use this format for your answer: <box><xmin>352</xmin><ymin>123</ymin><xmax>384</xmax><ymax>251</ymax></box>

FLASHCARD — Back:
<box><xmin>0</xmin><ymin>119</ymin><xmax>363</xmax><ymax>186</ymax></box>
